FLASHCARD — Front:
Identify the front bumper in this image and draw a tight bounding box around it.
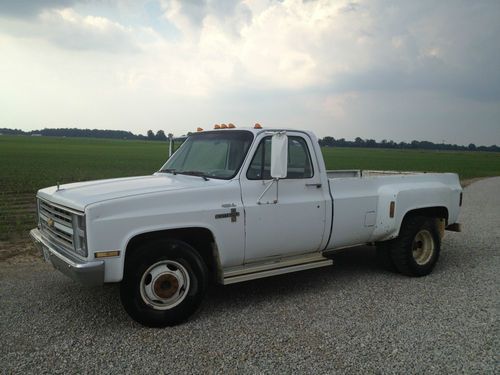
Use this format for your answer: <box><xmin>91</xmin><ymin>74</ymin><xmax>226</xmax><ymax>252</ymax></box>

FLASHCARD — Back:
<box><xmin>30</xmin><ymin>228</ymin><xmax>104</xmax><ymax>286</ymax></box>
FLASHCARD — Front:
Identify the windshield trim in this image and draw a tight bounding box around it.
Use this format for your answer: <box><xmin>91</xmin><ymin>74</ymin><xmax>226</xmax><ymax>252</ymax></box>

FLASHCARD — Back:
<box><xmin>158</xmin><ymin>130</ymin><xmax>255</xmax><ymax>180</ymax></box>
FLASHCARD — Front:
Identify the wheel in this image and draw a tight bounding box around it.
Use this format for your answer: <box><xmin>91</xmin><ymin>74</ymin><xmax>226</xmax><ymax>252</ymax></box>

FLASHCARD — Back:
<box><xmin>120</xmin><ymin>239</ymin><xmax>208</xmax><ymax>327</ymax></box>
<box><xmin>389</xmin><ymin>216</ymin><xmax>441</xmax><ymax>277</ymax></box>
<box><xmin>376</xmin><ymin>242</ymin><xmax>397</xmax><ymax>272</ymax></box>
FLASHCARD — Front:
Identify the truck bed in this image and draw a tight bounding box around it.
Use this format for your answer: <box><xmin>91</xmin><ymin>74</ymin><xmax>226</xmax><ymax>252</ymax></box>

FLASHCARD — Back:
<box><xmin>325</xmin><ymin>169</ymin><xmax>462</xmax><ymax>249</ymax></box>
<box><xmin>326</xmin><ymin>169</ymin><xmax>422</xmax><ymax>179</ymax></box>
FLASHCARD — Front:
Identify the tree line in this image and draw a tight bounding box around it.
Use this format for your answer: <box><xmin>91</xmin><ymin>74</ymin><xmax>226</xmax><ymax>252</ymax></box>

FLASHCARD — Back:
<box><xmin>318</xmin><ymin>136</ymin><xmax>499</xmax><ymax>152</ymax></box>
<box><xmin>0</xmin><ymin>127</ymin><xmax>498</xmax><ymax>152</ymax></box>
<box><xmin>0</xmin><ymin>128</ymin><xmax>173</xmax><ymax>141</ymax></box>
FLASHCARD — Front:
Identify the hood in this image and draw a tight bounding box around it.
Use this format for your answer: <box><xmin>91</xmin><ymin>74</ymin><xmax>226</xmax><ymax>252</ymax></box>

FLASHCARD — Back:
<box><xmin>37</xmin><ymin>173</ymin><xmax>228</xmax><ymax>211</ymax></box>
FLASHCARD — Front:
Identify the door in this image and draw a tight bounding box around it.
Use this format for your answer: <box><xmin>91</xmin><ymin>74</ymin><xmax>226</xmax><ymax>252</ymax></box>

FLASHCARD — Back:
<box><xmin>241</xmin><ymin>133</ymin><xmax>328</xmax><ymax>262</ymax></box>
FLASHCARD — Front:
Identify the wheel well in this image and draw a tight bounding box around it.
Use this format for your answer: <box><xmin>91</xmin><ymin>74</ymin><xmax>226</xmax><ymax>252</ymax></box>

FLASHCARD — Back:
<box><xmin>403</xmin><ymin>206</ymin><xmax>448</xmax><ymax>222</ymax></box>
<box><xmin>125</xmin><ymin>227</ymin><xmax>219</xmax><ymax>280</ymax></box>
<box><xmin>399</xmin><ymin>206</ymin><xmax>449</xmax><ymax>238</ymax></box>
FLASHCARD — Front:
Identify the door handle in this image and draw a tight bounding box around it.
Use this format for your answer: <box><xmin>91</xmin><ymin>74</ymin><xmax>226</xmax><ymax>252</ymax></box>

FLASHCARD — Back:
<box><xmin>305</xmin><ymin>183</ymin><xmax>322</xmax><ymax>188</ymax></box>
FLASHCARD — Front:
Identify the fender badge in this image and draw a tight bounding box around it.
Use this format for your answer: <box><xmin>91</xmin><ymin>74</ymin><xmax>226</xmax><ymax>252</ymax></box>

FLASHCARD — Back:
<box><xmin>215</xmin><ymin>208</ymin><xmax>240</xmax><ymax>223</ymax></box>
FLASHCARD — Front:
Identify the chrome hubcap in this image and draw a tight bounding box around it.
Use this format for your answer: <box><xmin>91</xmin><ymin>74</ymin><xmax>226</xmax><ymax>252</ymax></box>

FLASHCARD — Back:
<box><xmin>412</xmin><ymin>230</ymin><xmax>435</xmax><ymax>265</ymax></box>
<box><xmin>140</xmin><ymin>260</ymin><xmax>190</xmax><ymax>310</ymax></box>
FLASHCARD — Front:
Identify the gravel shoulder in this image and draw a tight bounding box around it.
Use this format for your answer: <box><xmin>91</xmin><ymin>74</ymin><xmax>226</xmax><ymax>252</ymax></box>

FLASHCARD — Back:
<box><xmin>1</xmin><ymin>177</ymin><xmax>499</xmax><ymax>374</ymax></box>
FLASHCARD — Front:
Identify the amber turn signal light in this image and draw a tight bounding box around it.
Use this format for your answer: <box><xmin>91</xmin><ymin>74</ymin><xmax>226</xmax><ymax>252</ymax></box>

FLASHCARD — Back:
<box><xmin>95</xmin><ymin>251</ymin><xmax>120</xmax><ymax>258</ymax></box>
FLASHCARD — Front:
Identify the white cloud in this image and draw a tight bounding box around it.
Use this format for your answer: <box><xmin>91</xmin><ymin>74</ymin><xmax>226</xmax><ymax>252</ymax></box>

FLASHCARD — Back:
<box><xmin>36</xmin><ymin>8</ymin><xmax>143</xmax><ymax>52</ymax></box>
<box><xmin>0</xmin><ymin>0</ymin><xmax>499</xmax><ymax>144</ymax></box>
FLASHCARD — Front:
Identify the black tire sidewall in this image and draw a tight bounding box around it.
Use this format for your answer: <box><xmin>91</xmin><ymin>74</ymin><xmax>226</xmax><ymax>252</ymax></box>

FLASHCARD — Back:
<box><xmin>392</xmin><ymin>216</ymin><xmax>441</xmax><ymax>277</ymax></box>
<box><xmin>120</xmin><ymin>239</ymin><xmax>208</xmax><ymax>327</ymax></box>
<box><xmin>409</xmin><ymin>219</ymin><xmax>440</xmax><ymax>275</ymax></box>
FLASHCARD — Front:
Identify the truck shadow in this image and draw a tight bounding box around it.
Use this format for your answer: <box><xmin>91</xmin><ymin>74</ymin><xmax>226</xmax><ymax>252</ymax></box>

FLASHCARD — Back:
<box><xmin>203</xmin><ymin>245</ymin><xmax>384</xmax><ymax>311</ymax></box>
<box><xmin>44</xmin><ymin>245</ymin><xmax>409</xmax><ymax>327</ymax></box>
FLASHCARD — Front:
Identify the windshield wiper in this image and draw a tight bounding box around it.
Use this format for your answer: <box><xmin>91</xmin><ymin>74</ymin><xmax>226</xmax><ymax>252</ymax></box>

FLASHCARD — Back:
<box><xmin>159</xmin><ymin>168</ymin><xmax>177</xmax><ymax>175</ymax></box>
<box><xmin>177</xmin><ymin>171</ymin><xmax>210</xmax><ymax>181</ymax></box>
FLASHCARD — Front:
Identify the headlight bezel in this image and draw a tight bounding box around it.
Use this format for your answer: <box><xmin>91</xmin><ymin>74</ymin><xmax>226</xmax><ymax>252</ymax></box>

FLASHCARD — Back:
<box><xmin>72</xmin><ymin>213</ymin><xmax>88</xmax><ymax>257</ymax></box>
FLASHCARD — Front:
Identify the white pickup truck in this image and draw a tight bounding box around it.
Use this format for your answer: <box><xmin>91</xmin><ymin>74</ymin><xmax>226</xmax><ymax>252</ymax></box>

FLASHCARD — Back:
<box><xmin>30</xmin><ymin>126</ymin><xmax>462</xmax><ymax>327</ymax></box>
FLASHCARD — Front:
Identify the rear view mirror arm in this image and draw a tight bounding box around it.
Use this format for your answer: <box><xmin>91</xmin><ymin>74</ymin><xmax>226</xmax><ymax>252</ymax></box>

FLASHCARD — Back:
<box><xmin>257</xmin><ymin>178</ymin><xmax>280</xmax><ymax>205</ymax></box>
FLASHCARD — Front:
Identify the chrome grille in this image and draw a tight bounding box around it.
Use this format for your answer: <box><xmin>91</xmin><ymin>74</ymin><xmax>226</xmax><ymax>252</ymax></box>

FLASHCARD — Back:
<box><xmin>38</xmin><ymin>200</ymin><xmax>75</xmax><ymax>251</ymax></box>
<box><xmin>39</xmin><ymin>200</ymin><xmax>72</xmax><ymax>225</ymax></box>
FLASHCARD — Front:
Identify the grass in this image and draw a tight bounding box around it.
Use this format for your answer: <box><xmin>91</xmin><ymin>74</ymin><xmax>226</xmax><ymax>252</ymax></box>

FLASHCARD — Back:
<box><xmin>1</xmin><ymin>135</ymin><xmax>499</xmax><ymax>240</ymax></box>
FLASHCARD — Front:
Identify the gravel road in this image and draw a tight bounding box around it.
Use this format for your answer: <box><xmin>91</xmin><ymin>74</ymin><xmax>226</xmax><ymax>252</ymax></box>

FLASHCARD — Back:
<box><xmin>1</xmin><ymin>177</ymin><xmax>498</xmax><ymax>374</ymax></box>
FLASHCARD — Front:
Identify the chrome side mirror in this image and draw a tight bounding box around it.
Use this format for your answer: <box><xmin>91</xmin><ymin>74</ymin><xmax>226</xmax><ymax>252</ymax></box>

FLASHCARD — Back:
<box><xmin>270</xmin><ymin>132</ymin><xmax>288</xmax><ymax>179</ymax></box>
<box><xmin>258</xmin><ymin>132</ymin><xmax>288</xmax><ymax>205</ymax></box>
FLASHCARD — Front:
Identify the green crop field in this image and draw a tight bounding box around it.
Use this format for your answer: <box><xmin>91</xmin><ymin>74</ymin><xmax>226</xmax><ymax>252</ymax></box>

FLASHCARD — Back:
<box><xmin>321</xmin><ymin>147</ymin><xmax>500</xmax><ymax>180</ymax></box>
<box><xmin>1</xmin><ymin>135</ymin><xmax>499</xmax><ymax>241</ymax></box>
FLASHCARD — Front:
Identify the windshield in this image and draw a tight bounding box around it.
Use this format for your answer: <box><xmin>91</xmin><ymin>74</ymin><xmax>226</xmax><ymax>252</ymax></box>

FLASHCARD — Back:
<box><xmin>159</xmin><ymin>130</ymin><xmax>254</xmax><ymax>179</ymax></box>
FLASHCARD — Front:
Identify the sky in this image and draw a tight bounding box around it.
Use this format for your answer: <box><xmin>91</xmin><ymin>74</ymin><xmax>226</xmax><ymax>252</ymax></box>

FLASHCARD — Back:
<box><xmin>0</xmin><ymin>0</ymin><xmax>499</xmax><ymax>146</ymax></box>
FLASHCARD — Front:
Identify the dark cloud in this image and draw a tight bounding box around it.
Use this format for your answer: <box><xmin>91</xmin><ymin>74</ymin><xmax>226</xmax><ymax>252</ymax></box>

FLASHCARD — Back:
<box><xmin>168</xmin><ymin>0</ymin><xmax>250</xmax><ymax>32</ymax></box>
<box><xmin>0</xmin><ymin>0</ymin><xmax>77</xmax><ymax>17</ymax></box>
<box><xmin>182</xmin><ymin>0</ymin><xmax>206</xmax><ymax>25</ymax></box>
<box><xmin>313</xmin><ymin>0</ymin><xmax>500</xmax><ymax>102</ymax></box>
<box><xmin>339</xmin><ymin>1</ymin><xmax>360</xmax><ymax>13</ymax></box>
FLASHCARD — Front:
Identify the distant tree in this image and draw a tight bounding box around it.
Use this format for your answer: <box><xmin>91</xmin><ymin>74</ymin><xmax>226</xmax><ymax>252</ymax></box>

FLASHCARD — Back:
<box><xmin>354</xmin><ymin>137</ymin><xmax>364</xmax><ymax>147</ymax></box>
<box><xmin>0</xmin><ymin>128</ymin><xmax>26</xmax><ymax>135</ymax></box>
<box><xmin>336</xmin><ymin>138</ymin><xmax>346</xmax><ymax>147</ymax></box>
<box><xmin>323</xmin><ymin>136</ymin><xmax>335</xmax><ymax>147</ymax></box>
<box><xmin>365</xmin><ymin>139</ymin><xmax>376</xmax><ymax>148</ymax></box>
<box><xmin>468</xmin><ymin>143</ymin><xmax>476</xmax><ymax>150</ymax></box>
<box><xmin>155</xmin><ymin>130</ymin><xmax>167</xmax><ymax>141</ymax></box>
<box><xmin>147</xmin><ymin>130</ymin><xmax>155</xmax><ymax>140</ymax></box>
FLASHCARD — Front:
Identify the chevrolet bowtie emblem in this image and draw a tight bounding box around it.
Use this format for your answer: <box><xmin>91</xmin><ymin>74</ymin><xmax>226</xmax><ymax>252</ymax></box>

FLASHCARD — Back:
<box><xmin>47</xmin><ymin>218</ymin><xmax>55</xmax><ymax>227</ymax></box>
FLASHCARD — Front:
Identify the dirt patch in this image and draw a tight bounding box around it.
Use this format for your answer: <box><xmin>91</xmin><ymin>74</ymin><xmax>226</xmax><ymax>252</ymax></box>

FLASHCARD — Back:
<box><xmin>0</xmin><ymin>237</ymin><xmax>38</xmax><ymax>262</ymax></box>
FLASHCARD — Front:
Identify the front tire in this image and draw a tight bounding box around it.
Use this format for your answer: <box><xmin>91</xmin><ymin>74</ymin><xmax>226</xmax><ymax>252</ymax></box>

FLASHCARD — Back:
<box><xmin>389</xmin><ymin>216</ymin><xmax>441</xmax><ymax>277</ymax></box>
<box><xmin>120</xmin><ymin>239</ymin><xmax>208</xmax><ymax>327</ymax></box>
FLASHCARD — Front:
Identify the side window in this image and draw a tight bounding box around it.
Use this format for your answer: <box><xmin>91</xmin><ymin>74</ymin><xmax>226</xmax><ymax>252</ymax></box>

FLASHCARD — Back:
<box><xmin>247</xmin><ymin>137</ymin><xmax>272</xmax><ymax>180</ymax></box>
<box><xmin>247</xmin><ymin>136</ymin><xmax>313</xmax><ymax>180</ymax></box>
<box><xmin>287</xmin><ymin>137</ymin><xmax>313</xmax><ymax>178</ymax></box>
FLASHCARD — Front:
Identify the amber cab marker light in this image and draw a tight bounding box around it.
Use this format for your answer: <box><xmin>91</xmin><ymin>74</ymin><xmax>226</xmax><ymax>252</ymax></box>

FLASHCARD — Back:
<box><xmin>95</xmin><ymin>251</ymin><xmax>120</xmax><ymax>258</ymax></box>
<box><xmin>214</xmin><ymin>124</ymin><xmax>220</xmax><ymax>129</ymax></box>
<box><xmin>220</xmin><ymin>124</ymin><xmax>228</xmax><ymax>129</ymax></box>
<box><xmin>228</xmin><ymin>123</ymin><xmax>236</xmax><ymax>128</ymax></box>
<box><xmin>196</xmin><ymin>127</ymin><xmax>203</xmax><ymax>132</ymax></box>
<box><xmin>254</xmin><ymin>123</ymin><xmax>262</xmax><ymax>129</ymax></box>
<box><xmin>389</xmin><ymin>201</ymin><xmax>395</xmax><ymax>218</ymax></box>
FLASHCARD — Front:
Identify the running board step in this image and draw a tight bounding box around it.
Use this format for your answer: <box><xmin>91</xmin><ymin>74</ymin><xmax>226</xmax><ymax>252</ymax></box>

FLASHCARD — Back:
<box><xmin>222</xmin><ymin>256</ymin><xmax>333</xmax><ymax>285</ymax></box>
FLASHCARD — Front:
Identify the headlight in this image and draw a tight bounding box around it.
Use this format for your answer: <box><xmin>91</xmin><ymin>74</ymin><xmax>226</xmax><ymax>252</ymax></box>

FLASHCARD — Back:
<box><xmin>72</xmin><ymin>214</ymin><xmax>88</xmax><ymax>257</ymax></box>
